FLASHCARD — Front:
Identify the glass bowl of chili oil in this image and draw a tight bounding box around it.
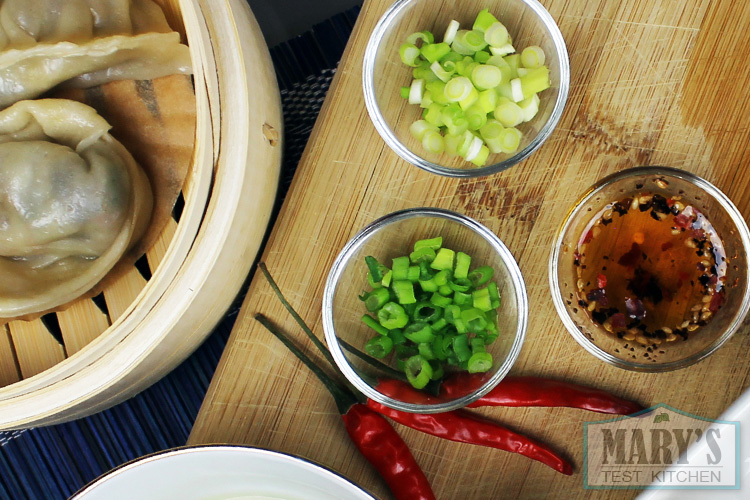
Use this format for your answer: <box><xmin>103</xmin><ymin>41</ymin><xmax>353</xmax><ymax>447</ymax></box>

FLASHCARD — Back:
<box><xmin>362</xmin><ymin>0</ymin><xmax>570</xmax><ymax>178</ymax></box>
<box><xmin>322</xmin><ymin>208</ymin><xmax>528</xmax><ymax>413</ymax></box>
<box><xmin>549</xmin><ymin>166</ymin><xmax>750</xmax><ymax>372</ymax></box>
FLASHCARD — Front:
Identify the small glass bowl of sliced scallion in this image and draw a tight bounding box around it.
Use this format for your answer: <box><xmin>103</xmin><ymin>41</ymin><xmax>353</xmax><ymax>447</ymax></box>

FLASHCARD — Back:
<box><xmin>322</xmin><ymin>208</ymin><xmax>528</xmax><ymax>413</ymax></box>
<box><xmin>363</xmin><ymin>0</ymin><xmax>569</xmax><ymax>177</ymax></box>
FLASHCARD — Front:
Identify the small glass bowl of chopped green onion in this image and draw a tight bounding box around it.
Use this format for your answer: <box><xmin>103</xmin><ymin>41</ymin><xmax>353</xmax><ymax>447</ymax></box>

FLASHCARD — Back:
<box><xmin>363</xmin><ymin>0</ymin><xmax>569</xmax><ymax>177</ymax></box>
<box><xmin>322</xmin><ymin>208</ymin><xmax>528</xmax><ymax>413</ymax></box>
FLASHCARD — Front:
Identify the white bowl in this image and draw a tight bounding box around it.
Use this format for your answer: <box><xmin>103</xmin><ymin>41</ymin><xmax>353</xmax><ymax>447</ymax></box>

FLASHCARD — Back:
<box><xmin>70</xmin><ymin>446</ymin><xmax>376</xmax><ymax>500</ymax></box>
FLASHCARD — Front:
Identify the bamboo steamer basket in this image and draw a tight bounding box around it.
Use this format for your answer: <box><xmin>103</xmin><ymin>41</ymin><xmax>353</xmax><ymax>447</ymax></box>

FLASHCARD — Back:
<box><xmin>0</xmin><ymin>0</ymin><xmax>282</xmax><ymax>429</ymax></box>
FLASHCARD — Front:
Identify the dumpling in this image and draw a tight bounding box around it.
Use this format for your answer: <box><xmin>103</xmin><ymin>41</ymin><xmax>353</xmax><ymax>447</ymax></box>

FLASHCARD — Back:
<box><xmin>0</xmin><ymin>0</ymin><xmax>192</xmax><ymax>108</ymax></box>
<box><xmin>0</xmin><ymin>98</ymin><xmax>153</xmax><ymax>319</ymax></box>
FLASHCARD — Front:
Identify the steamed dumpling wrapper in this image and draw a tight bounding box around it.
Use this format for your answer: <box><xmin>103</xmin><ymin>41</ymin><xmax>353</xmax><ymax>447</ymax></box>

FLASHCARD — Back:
<box><xmin>0</xmin><ymin>0</ymin><xmax>192</xmax><ymax>108</ymax></box>
<box><xmin>0</xmin><ymin>98</ymin><xmax>153</xmax><ymax>319</ymax></box>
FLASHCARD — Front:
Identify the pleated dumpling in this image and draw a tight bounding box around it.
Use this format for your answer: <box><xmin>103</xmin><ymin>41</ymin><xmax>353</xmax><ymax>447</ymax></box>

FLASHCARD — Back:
<box><xmin>0</xmin><ymin>98</ymin><xmax>153</xmax><ymax>319</ymax></box>
<box><xmin>0</xmin><ymin>0</ymin><xmax>192</xmax><ymax>108</ymax></box>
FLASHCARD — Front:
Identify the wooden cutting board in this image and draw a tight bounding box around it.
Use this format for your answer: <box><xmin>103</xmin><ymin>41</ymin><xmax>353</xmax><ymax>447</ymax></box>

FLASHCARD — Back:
<box><xmin>189</xmin><ymin>0</ymin><xmax>750</xmax><ymax>498</ymax></box>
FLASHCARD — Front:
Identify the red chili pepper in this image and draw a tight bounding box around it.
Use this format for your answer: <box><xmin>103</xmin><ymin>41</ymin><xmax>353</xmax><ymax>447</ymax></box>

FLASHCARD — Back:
<box><xmin>373</xmin><ymin>379</ymin><xmax>573</xmax><ymax>475</ymax></box>
<box><xmin>343</xmin><ymin>403</ymin><xmax>436</xmax><ymax>500</ymax></box>
<box><xmin>256</xmin><ymin>314</ymin><xmax>436</xmax><ymax>500</ymax></box>
<box><xmin>440</xmin><ymin>373</ymin><xmax>643</xmax><ymax>415</ymax></box>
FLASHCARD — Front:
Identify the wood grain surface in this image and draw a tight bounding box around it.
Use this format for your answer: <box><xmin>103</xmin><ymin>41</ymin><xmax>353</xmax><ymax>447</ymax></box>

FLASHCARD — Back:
<box><xmin>189</xmin><ymin>0</ymin><xmax>750</xmax><ymax>498</ymax></box>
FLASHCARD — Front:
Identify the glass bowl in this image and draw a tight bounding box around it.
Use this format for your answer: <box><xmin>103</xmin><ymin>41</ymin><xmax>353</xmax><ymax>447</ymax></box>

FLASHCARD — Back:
<box><xmin>322</xmin><ymin>208</ymin><xmax>528</xmax><ymax>413</ymax></box>
<box><xmin>550</xmin><ymin>166</ymin><xmax>750</xmax><ymax>371</ymax></box>
<box><xmin>362</xmin><ymin>0</ymin><xmax>569</xmax><ymax>178</ymax></box>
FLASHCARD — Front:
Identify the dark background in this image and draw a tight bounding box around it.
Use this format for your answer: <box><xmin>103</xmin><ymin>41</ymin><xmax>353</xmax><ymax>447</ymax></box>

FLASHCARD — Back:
<box><xmin>248</xmin><ymin>0</ymin><xmax>363</xmax><ymax>45</ymax></box>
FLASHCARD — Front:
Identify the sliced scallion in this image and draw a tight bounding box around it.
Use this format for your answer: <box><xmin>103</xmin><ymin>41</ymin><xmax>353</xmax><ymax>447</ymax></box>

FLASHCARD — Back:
<box><xmin>444</xmin><ymin>76</ymin><xmax>473</xmax><ymax>101</ymax></box>
<box><xmin>408</xmin><ymin>78</ymin><xmax>425</xmax><ymax>104</ymax></box>
<box><xmin>484</xmin><ymin>22</ymin><xmax>509</xmax><ymax>47</ymax></box>
<box><xmin>520</xmin><ymin>45</ymin><xmax>546</xmax><ymax>69</ymax></box>
<box><xmin>443</xmin><ymin>19</ymin><xmax>460</xmax><ymax>45</ymax></box>
<box><xmin>399</xmin><ymin>43</ymin><xmax>421</xmax><ymax>67</ymax></box>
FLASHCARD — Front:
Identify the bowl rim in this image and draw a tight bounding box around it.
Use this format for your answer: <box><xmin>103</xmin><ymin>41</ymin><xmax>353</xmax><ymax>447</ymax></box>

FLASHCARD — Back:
<box><xmin>69</xmin><ymin>444</ymin><xmax>377</xmax><ymax>500</ymax></box>
<box><xmin>322</xmin><ymin>207</ymin><xmax>528</xmax><ymax>413</ymax></box>
<box><xmin>548</xmin><ymin>165</ymin><xmax>750</xmax><ymax>372</ymax></box>
<box><xmin>362</xmin><ymin>0</ymin><xmax>571</xmax><ymax>178</ymax></box>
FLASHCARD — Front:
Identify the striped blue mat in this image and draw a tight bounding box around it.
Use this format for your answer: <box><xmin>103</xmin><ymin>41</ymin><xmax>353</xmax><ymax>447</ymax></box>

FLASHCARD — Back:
<box><xmin>0</xmin><ymin>6</ymin><xmax>360</xmax><ymax>499</ymax></box>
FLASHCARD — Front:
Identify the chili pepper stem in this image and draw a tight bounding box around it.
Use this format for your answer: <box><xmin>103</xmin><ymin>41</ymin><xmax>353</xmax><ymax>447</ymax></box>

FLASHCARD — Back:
<box><xmin>339</xmin><ymin>338</ymin><xmax>408</xmax><ymax>382</ymax></box>
<box><xmin>255</xmin><ymin>314</ymin><xmax>363</xmax><ymax>412</ymax></box>
<box><xmin>258</xmin><ymin>263</ymin><xmax>339</xmax><ymax>367</ymax></box>
<box><xmin>259</xmin><ymin>263</ymin><xmax>388</xmax><ymax>389</ymax></box>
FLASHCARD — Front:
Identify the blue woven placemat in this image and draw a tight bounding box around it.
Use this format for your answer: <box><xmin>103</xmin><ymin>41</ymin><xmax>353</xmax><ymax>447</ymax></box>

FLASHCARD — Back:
<box><xmin>0</xmin><ymin>6</ymin><xmax>360</xmax><ymax>499</ymax></box>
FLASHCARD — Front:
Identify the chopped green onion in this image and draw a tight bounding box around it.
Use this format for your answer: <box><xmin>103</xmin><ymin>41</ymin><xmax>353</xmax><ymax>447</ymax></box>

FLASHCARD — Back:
<box><xmin>467</xmin><ymin>352</ymin><xmax>493</xmax><ymax>373</ymax></box>
<box><xmin>409</xmin><ymin>119</ymin><xmax>439</xmax><ymax>141</ymax></box>
<box><xmin>448</xmin><ymin>277</ymin><xmax>472</xmax><ymax>293</ymax></box>
<box><xmin>362</xmin><ymin>314</ymin><xmax>389</xmax><ymax>336</ymax></box>
<box><xmin>365</xmin><ymin>256</ymin><xmax>388</xmax><ymax>282</ymax></box>
<box><xmin>519</xmin><ymin>65</ymin><xmax>551</xmax><ymax>98</ymax></box>
<box><xmin>458</xmin><ymin>87</ymin><xmax>479</xmax><ymax>110</ymax></box>
<box><xmin>473</xmin><ymin>8</ymin><xmax>500</xmax><ymax>33</ymax></box>
<box><xmin>444</xmin><ymin>132</ymin><xmax>466</xmax><ymax>155</ymax></box>
<box><xmin>518</xmin><ymin>93</ymin><xmax>540</xmax><ymax>122</ymax></box>
<box><xmin>422</xmin><ymin>129</ymin><xmax>445</xmax><ymax>154</ymax></box>
<box><xmin>400</xmin><ymin>86</ymin><xmax>410</xmax><ymax>99</ymax></box>
<box><xmin>479</xmin><ymin>119</ymin><xmax>505</xmax><ymax>154</ymax></box>
<box><xmin>365</xmin><ymin>335</ymin><xmax>394</xmax><ymax>359</ymax></box>
<box><xmin>472</xmin><ymin>287</ymin><xmax>493</xmax><ymax>312</ymax></box>
<box><xmin>393</xmin><ymin>280</ymin><xmax>417</xmax><ymax>304</ymax></box>
<box><xmin>494</xmin><ymin>97</ymin><xmax>523</xmax><ymax>127</ymax></box>
<box><xmin>489</xmin><ymin>43</ymin><xmax>515</xmax><ymax>56</ymax></box>
<box><xmin>498</xmin><ymin>127</ymin><xmax>522</xmax><ymax>153</ymax></box>
<box><xmin>465</xmin><ymin>104</ymin><xmax>488</xmax><ymax>131</ymax></box>
<box><xmin>419</xmin><ymin>277</ymin><xmax>438</xmax><ymax>292</ymax></box>
<box><xmin>410</xmin><ymin>246</ymin><xmax>436</xmax><ymax>263</ymax></box>
<box><xmin>406</xmin><ymin>30</ymin><xmax>434</xmax><ymax>45</ymax></box>
<box><xmin>455</xmin><ymin>29</ymin><xmax>488</xmax><ymax>53</ymax></box>
<box><xmin>510</xmin><ymin>78</ymin><xmax>524</xmax><ymax>102</ymax></box>
<box><xmin>463</xmin><ymin>135</ymin><xmax>484</xmax><ymax>162</ymax></box>
<box><xmin>429</xmin><ymin>292</ymin><xmax>453</xmax><ymax>308</ymax></box>
<box><xmin>430</xmin><ymin>61</ymin><xmax>454</xmax><ymax>82</ymax></box>
<box><xmin>421</xmin><ymin>42</ymin><xmax>451</xmax><ymax>63</ymax></box>
<box><xmin>484</xmin><ymin>22</ymin><xmax>509</xmax><ymax>47</ymax></box>
<box><xmin>431</xmin><ymin>247</ymin><xmax>455</xmax><ymax>270</ymax></box>
<box><xmin>487</xmin><ymin>281</ymin><xmax>501</xmax><ymax>308</ymax></box>
<box><xmin>473</xmin><ymin>50</ymin><xmax>491</xmax><ymax>64</ymax></box>
<box><xmin>392</xmin><ymin>256</ymin><xmax>411</xmax><ymax>280</ymax></box>
<box><xmin>412</xmin><ymin>302</ymin><xmax>442</xmax><ymax>322</ymax></box>
<box><xmin>377</xmin><ymin>302</ymin><xmax>409</xmax><ymax>329</ymax></box>
<box><xmin>399</xmin><ymin>43</ymin><xmax>421</xmax><ymax>67</ymax></box>
<box><xmin>425</xmin><ymin>81</ymin><xmax>449</xmax><ymax>105</ymax></box>
<box><xmin>454</xmin><ymin>252</ymin><xmax>471</xmax><ymax>279</ymax></box>
<box><xmin>476</xmin><ymin>88</ymin><xmax>498</xmax><ymax>114</ymax></box>
<box><xmin>468</xmin><ymin>265</ymin><xmax>494</xmax><ymax>287</ymax></box>
<box><xmin>423</xmin><ymin>103</ymin><xmax>444</xmax><ymax>127</ymax></box>
<box><xmin>453</xmin><ymin>290</ymin><xmax>472</xmax><ymax>306</ymax></box>
<box><xmin>471</xmin><ymin>64</ymin><xmax>503</xmax><ymax>90</ymax></box>
<box><xmin>404</xmin><ymin>354</ymin><xmax>433</xmax><ymax>389</ymax></box>
<box><xmin>361</xmin><ymin>287</ymin><xmax>390</xmax><ymax>312</ymax></box>
<box><xmin>389</xmin><ymin>328</ymin><xmax>406</xmax><ymax>345</ymax></box>
<box><xmin>503</xmin><ymin>53</ymin><xmax>521</xmax><ymax>76</ymax></box>
<box><xmin>452</xmin><ymin>334</ymin><xmax>471</xmax><ymax>362</ymax></box>
<box><xmin>469</xmin><ymin>144</ymin><xmax>490</xmax><ymax>167</ymax></box>
<box><xmin>521</xmin><ymin>45</ymin><xmax>546</xmax><ymax>69</ymax></box>
<box><xmin>408</xmin><ymin>78</ymin><xmax>425</xmax><ymax>104</ymax></box>
<box><xmin>444</xmin><ymin>76</ymin><xmax>473</xmax><ymax>101</ymax></box>
<box><xmin>404</xmin><ymin>323</ymin><xmax>434</xmax><ymax>343</ymax></box>
<box><xmin>432</xmin><ymin>269</ymin><xmax>452</xmax><ymax>286</ymax></box>
<box><xmin>418</xmin><ymin>342</ymin><xmax>436</xmax><ymax>361</ymax></box>
<box><xmin>414</xmin><ymin>236</ymin><xmax>443</xmax><ymax>251</ymax></box>
<box><xmin>443</xmin><ymin>19</ymin><xmax>460</xmax><ymax>44</ymax></box>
